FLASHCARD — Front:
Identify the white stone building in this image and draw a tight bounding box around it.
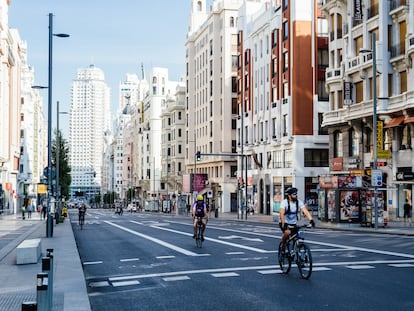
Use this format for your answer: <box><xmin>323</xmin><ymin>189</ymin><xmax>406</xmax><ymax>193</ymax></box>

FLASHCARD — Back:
<box><xmin>69</xmin><ymin>65</ymin><xmax>111</xmax><ymax>200</ymax></box>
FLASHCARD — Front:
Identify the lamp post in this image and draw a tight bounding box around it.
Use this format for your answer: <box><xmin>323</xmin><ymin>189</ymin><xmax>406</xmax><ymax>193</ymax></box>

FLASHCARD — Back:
<box><xmin>46</xmin><ymin>13</ymin><xmax>69</xmax><ymax>237</ymax></box>
<box><xmin>361</xmin><ymin>32</ymin><xmax>379</xmax><ymax>229</ymax></box>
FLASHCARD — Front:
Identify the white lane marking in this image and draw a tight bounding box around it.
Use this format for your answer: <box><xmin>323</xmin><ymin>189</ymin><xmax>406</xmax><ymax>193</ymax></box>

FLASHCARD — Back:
<box><xmin>104</xmin><ymin>221</ymin><xmax>205</xmax><ymax>257</ymax></box>
<box><xmin>311</xmin><ymin>267</ymin><xmax>332</xmax><ymax>272</ymax></box>
<box><xmin>83</xmin><ymin>261</ymin><xmax>103</xmax><ymax>265</ymax></box>
<box><xmin>143</xmin><ymin>223</ymin><xmax>271</xmax><ymax>253</ymax></box>
<box><xmin>163</xmin><ymin>276</ymin><xmax>190</xmax><ymax>282</ymax></box>
<box><xmin>89</xmin><ymin>281</ymin><xmax>110</xmax><ymax>287</ymax></box>
<box><xmin>211</xmin><ymin>272</ymin><xmax>239</xmax><ymax>278</ymax></box>
<box><xmin>120</xmin><ymin>258</ymin><xmax>140</xmax><ymax>262</ymax></box>
<box><xmin>226</xmin><ymin>252</ymin><xmax>245</xmax><ymax>255</ymax></box>
<box><xmin>112</xmin><ymin>280</ymin><xmax>140</xmax><ymax>287</ymax></box>
<box><xmin>257</xmin><ymin>270</ymin><xmax>283</xmax><ymax>274</ymax></box>
<box><xmin>346</xmin><ymin>265</ymin><xmax>375</xmax><ymax>269</ymax></box>
<box><xmin>168</xmin><ymin>220</ymin><xmax>414</xmax><ymax>259</ymax></box>
<box><xmin>156</xmin><ymin>255</ymin><xmax>175</xmax><ymax>259</ymax></box>
<box><xmin>388</xmin><ymin>263</ymin><xmax>414</xmax><ymax>268</ymax></box>
<box><xmin>108</xmin><ymin>259</ymin><xmax>414</xmax><ymax>282</ymax></box>
<box><xmin>219</xmin><ymin>235</ymin><xmax>264</xmax><ymax>242</ymax></box>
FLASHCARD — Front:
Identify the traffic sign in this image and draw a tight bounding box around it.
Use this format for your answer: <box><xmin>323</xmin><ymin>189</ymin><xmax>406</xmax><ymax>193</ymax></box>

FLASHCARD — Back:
<box><xmin>371</xmin><ymin>169</ymin><xmax>382</xmax><ymax>187</ymax></box>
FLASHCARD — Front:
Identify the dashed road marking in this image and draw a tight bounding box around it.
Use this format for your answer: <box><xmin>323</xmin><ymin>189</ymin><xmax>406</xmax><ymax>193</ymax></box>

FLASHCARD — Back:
<box><xmin>89</xmin><ymin>281</ymin><xmax>110</xmax><ymax>287</ymax></box>
<box><xmin>120</xmin><ymin>258</ymin><xmax>140</xmax><ymax>262</ymax></box>
<box><xmin>156</xmin><ymin>255</ymin><xmax>175</xmax><ymax>259</ymax></box>
<box><xmin>211</xmin><ymin>272</ymin><xmax>239</xmax><ymax>278</ymax></box>
<box><xmin>388</xmin><ymin>263</ymin><xmax>414</xmax><ymax>268</ymax></box>
<box><xmin>346</xmin><ymin>265</ymin><xmax>375</xmax><ymax>269</ymax></box>
<box><xmin>112</xmin><ymin>280</ymin><xmax>140</xmax><ymax>287</ymax></box>
<box><xmin>83</xmin><ymin>261</ymin><xmax>103</xmax><ymax>265</ymax></box>
<box><xmin>163</xmin><ymin>276</ymin><xmax>190</xmax><ymax>282</ymax></box>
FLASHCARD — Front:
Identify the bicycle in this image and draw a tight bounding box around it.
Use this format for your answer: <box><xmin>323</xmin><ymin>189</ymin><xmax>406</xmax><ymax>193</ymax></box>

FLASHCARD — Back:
<box><xmin>79</xmin><ymin>211</ymin><xmax>85</xmax><ymax>230</ymax></box>
<box><xmin>195</xmin><ymin>216</ymin><xmax>203</xmax><ymax>248</ymax></box>
<box><xmin>278</xmin><ymin>224</ymin><xmax>313</xmax><ymax>279</ymax></box>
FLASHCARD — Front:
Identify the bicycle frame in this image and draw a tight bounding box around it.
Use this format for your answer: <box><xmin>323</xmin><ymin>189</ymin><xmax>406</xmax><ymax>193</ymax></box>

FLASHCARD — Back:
<box><xmin>195</xmin><ymin>216</ymin><xmax>203</xmax><ymax>248</ymax></box>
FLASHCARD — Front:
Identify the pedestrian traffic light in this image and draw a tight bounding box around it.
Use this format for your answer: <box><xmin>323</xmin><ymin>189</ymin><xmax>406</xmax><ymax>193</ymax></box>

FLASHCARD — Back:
<box><xmin>196</xmin><ymin>151</ymin><xmax>201</xmax><ymax>161</ymax></box>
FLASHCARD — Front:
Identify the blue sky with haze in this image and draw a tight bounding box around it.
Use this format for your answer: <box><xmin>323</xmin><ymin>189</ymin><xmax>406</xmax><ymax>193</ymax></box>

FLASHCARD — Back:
<box><xmin>9</xmin><ymin>0</ymin><xmax>191</xmax><ymax>135</ymax></box>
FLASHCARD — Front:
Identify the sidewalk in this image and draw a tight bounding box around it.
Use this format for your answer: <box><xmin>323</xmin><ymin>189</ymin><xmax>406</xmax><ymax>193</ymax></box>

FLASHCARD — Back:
<box><xmin>0</xmin><ymin>213</ymin><xmax>91</xmax><ymax>311</ymax></box>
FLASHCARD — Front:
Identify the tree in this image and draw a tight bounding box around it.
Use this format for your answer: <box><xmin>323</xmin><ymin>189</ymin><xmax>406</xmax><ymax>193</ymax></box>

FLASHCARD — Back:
<box><xmin>52</xmin><ymin>129</ymin><xmax>71</xmax><ymax>200</ymax></box>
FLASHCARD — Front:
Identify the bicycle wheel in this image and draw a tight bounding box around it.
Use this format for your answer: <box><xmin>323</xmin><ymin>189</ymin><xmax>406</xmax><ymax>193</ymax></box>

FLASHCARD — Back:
<box><xmin>297</xmin><ymin>243</ymin><xmax>312</xmax><ymax>279</ymax></box>
<box><xmin>278</xmin><ymin>242</ymin><xmax>291</xmax><ymax>273</ymax></box>
<box><xmin>80</xmin><ymin>215</ymin><xmax>84</xmax><ymax>230</ymax></box>
<box><xmin>195</xmin><ymin>223</ymin><xmax>203</xmax><ymax>248</ymax></box>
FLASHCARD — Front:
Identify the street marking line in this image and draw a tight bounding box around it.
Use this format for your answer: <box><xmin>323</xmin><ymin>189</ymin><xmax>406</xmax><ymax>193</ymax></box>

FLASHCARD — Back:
<box><xmin>144</xmin><ymin>223</ymin><xmax>271</xmax><ymax>253</ymax></box>
<box><xmin>120</xmin><ymin>258</ymin><xmax>140</xmax><ymax>262</ymax></box>
<box><xmin>310</xmin><ymin>267</ymin><xmax>332</xmax><ymax>271</ymax></box>
<box><xmin>211</xmin><ymin>272</ymin><xmax>239</xmax><ymax>278</ymax></box>
<box><xmin>226</xmin><ymin>252</ymin><xmax>245</xmax><ymax>255</ymax></box>
<box><xmin>157</xmin><ymin>256</ymin><xmax>175</xmax><ymax>259</ymax></box>
<box><xmin>112</xmin><ymin>280</ymin><xmax>140</xmax><ymax>287</ymax></box>
<box><xmin>108</xmin><ymin>259</ymin><xmax>414</xmax><ymax>282</ymax></box>
<box><xmin>167</xmin><ymin>220</ymin><xmax>414</xmax><ymax>259</ymax></box>
<box><xmin>388</xmin><ymin>263</ymin><xmax>414</xmax><ymax>268</ymax></box>
<box><xmin>89</xmin><ymin>281</ymin><xmax>110</xmax><ymax>287</ymax></box>
<box><xmin>163</xmin><ymin>276</ymin><xmax>190</xmax><ymax>282</ymax></box>
<box><xmin>104</xmin><ymin>221</ymin><xmax>204</xmax><ymax>257</ymax></box>
<box><xmin>257</xmin><ymin>270</ymin><xmax>283</xmax><ymax>274</ymax></box>
<box><xmin>83</xmin><ymin>261</ymin><xmax>103</xmax><ymax>265</ymax></box>
<box><xmin>346</xmin><ymin>265</ymin><xmax>375</xmax><ymax>269</ymax></box>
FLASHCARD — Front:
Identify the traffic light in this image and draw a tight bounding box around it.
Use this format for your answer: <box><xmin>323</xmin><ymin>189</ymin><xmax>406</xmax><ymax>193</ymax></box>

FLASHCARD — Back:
<box><xmin>196</xmin><ymin>151</ymin><xmax>201</xmax><ymax>161</ymax></box>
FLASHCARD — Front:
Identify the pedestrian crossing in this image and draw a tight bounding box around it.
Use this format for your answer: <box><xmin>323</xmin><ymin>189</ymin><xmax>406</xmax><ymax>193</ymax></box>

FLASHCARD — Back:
<box><xmin>86</xmin><ymin>260</ymin><xmax>414</xmax><ymax>294</ymax></box>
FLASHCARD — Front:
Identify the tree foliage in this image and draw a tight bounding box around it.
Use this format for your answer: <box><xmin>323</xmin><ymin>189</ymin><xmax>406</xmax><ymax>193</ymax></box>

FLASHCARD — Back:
<box><xmin>52</xmin><ymin>129</ymin><xmax>71</xmax><ymax>200</ymax></box>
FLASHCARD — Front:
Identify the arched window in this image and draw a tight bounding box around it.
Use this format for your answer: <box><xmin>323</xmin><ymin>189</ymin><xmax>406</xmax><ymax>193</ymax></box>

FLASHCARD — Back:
<box><xmin>401</xmin><ymin>124</ymin><xmax>412</xmax><ymax>149</ymax></box>
<box><xmin>349</xmin><ymin>128</ymin><xmax>359</xmax><ymax>157</ymax></box>
<box><xmin>334</xmin><ymin>131</ymin><xmax>343</xmax><ymax>157</ymax></box>
<box><xmin>230</xmin><ymin>16</ymin><xmax>234</xmax><ymax>27</ymax></box>
<box><xmin>197</xmin><ymin>1</ymin><xmax>202</xmax><ymax>12</ymax></box>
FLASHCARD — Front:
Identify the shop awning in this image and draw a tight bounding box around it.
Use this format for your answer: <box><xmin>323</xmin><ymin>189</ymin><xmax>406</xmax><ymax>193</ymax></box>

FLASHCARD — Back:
<box><xmin>384</xmin><ymin>116</ymin><xmax>405</xmax><ymax>128</ymax></box>
<box><xmin>404</xmin><ymin>116</ymin><xmax>414</xmax><ymax>124</ymax></box>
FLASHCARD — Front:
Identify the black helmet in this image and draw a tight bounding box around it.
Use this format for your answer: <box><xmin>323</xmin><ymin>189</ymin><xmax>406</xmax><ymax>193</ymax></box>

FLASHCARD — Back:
<box><xmin>285</xmin><ymin>187</ymin><xmax>298</xmax><ymax>195</ymax></box>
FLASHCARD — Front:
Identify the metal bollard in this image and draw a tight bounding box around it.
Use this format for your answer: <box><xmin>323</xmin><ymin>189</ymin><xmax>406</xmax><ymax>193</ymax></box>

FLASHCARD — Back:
<box><xmin>43</xmin><ymin>249</ymin><xmax>54</xmax><ymax>309</ymax></box>
<box><xmin>21</xmin><ymin>301</ymin><xmax>37</xmax><ymax>311</ymax></box>
<box><xmin>36</xmin><ymin>273</ymin><xmax>49</xmax><ymax>311</ymax></box>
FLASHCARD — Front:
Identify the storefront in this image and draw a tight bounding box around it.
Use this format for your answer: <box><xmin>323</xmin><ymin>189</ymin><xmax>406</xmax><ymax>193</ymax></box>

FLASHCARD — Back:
<box><xmin>318</xmin><ymin>175</ymin><xmax>388</xmax><ymax>226</ymax></box>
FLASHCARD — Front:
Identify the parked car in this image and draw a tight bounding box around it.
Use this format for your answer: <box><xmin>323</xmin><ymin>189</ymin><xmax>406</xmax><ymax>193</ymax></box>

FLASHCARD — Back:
<box><xmin>127</xmin><ymin>203</ymin><xmax>137</xmax><ymax>212</ymax></box>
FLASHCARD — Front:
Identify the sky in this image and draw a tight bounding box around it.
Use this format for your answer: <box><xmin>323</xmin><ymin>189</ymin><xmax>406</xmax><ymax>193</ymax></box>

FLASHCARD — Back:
<box><xmin>8</xmin><ymin>0</ymin><xmax>191</xmax><ymax>136</ymax></box>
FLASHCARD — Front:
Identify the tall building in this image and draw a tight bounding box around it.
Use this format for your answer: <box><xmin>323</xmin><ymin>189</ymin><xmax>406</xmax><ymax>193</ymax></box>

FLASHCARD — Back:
<box><xmin>186</xmin><ymin>0</ymin><xmax>243</xmax><ymax>213</ymax></box>
<box><xmin>69</xmin><ymin>65</ymin><xmax>111</xmax><ymax>200</ymax></box>
<box><xmin>321</xmin><ymin>0</ymin><xmax>414</xmax><ymax>223</ymax></box>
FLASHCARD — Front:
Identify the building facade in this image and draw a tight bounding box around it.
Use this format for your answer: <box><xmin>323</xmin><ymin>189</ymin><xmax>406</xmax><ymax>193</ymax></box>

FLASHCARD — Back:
<box><xmin>321</xmin><ymin>0</ymin><xmax>414</xmax><ymax>223</ymax></box>
<box><xmin>69</xmin><ymin>65</ymin><xmax>111</xmax><ymax>200</ymax></box>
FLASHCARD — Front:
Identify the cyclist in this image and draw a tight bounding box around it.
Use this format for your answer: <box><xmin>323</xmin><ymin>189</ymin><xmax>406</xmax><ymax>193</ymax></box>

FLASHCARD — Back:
<box><xmin>78</xmin><ymin>203</ymin><xmax>87</xmax><ymax>225</ymax></box>
<box><xmin>279</xmin><ymin>187</ymin><xmax>315</xmax><ymax>253</ymax></box>
<box><xmin>192</xmin><ymin>194</ymin><xmax>208</xmax><ymax>241</ymax></box>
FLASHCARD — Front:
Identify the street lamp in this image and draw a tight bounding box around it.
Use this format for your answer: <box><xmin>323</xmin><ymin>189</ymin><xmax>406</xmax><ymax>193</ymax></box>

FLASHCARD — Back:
<box><xmin>361</xmin><ymin>32</ymin><xmax>379</xmax><ymax>229</ymax></box>
<box><xmin>46</xmin><ymin>13</ymin><xmax>69</xmax><ymax>237</ymax></box>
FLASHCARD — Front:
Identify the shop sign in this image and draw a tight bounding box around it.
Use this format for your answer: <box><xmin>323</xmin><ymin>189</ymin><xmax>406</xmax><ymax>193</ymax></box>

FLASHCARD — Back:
<box><xmin>348</xmin><ymin>157</ymin><xmax>360</xmax><ymax>169</ymax></box>
<box><xmin>331</xmin><ymin>157</ymin><xmax>343</xmax><ymax>171</ymax></box>
<box><xmin>396</xmin><ymin>172</ymin><xmax>414</xmax><ymax>181</ymax></box>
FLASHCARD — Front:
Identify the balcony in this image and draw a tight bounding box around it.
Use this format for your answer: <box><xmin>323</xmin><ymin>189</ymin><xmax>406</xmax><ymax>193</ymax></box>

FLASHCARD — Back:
<box><xmin>407</xmin><ymin>34</ymin><xmax>414</xmax><ymax>61</ymax></box>
<box><xmin>325</xmin><ymin>67</ymin><xmax>342</xmax><ymax>83</ymax></box>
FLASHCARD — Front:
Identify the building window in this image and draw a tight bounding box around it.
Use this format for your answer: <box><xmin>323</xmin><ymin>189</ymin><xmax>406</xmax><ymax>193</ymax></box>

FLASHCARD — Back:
<box><xmin>349</xmin><ymin>128</ymin><xmax>359</xmax><ymax>157</ymax></box>
<box><xmin>401</xmin><ymin>125</ymin><xmax>412</xmax><ymax>149</ymax></box>
<box><xmin>283</xmin><ymin>114</ymin><xmax>288</xmax><ymax>136</ymax></box>
<box><xmin>334</xmin><ymin>131</ymin><xmax>343</xmax><ymax>157</ymax></box>
<box><xmin>304</xmin><ymin>149</ymin><xmax>329</xmax><ymax>167</ymax></box>
<box><xmin>230</xmin><ymin>16</ymin><xmax>235</xmax><ymax>27</ymax></box>
<box><xmin>283</xmin><ymin>21</ymin><xmax>288</xmax><ymax>40</ymax></box>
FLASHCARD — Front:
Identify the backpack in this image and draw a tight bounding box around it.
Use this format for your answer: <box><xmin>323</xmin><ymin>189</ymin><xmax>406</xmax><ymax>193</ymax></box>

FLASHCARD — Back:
<box><xmin>285</xmin><ymin>199</ymin><xmax>299</xmax><ymax>220</ymax></box>
<box><xmin>194</xmin><ymin>202</ymin><xmax>205</xmax><ymax>217</ymax></box>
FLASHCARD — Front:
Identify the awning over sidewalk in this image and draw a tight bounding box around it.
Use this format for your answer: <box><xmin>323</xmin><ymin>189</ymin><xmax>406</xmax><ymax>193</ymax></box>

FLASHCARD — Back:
<box><xmin>384</xmin><ymin>116</ymin><xmax>405</xmax><ymax>128</ymax></box>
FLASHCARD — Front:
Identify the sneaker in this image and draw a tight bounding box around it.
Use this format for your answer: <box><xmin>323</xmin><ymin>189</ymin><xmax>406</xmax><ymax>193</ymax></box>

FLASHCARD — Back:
<box><xmin>193</xmin><ymin>234</ymin><xmax>196</xmax><ymax>239</ymax></box>
<box><xmin>201</xmin><ymin>235</ymin><xmax>204</xmax><ymax>241</ymax></box>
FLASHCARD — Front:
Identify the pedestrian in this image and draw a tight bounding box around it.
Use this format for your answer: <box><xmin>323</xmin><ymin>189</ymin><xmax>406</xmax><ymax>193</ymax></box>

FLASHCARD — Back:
<box><xmin>403</xmin><ymin>199</ymin><xmax>412</xmax><ymax>226</ymax></box>
<box><xmin>27</xmin><ymin>202</ymin><xmax>34</xmax><ymax>219</ymax></box>
<box><xmin>21</xmin><ymin>205</ymin><xmax>26</xmax><ymax>220</ymax></box>
<box><xmin>42</xmin><ymin>204</ymin><xmax>47</xmax><ymax>220</ymax></box>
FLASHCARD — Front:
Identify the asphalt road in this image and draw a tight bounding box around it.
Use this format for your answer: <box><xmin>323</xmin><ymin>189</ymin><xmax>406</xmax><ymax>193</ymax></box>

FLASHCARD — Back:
<box><xmin>71</xmin><ymin>209</ymin><xmax>414</xmax><ymax>311</ymax></box>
